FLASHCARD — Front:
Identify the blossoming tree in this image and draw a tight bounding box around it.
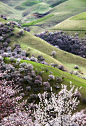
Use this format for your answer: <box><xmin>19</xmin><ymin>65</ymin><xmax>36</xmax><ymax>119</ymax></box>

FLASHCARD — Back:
<box><xmin>33</xmin><ymin>82</ymin><xmax>82</xmax><ymax>126</ymax></box>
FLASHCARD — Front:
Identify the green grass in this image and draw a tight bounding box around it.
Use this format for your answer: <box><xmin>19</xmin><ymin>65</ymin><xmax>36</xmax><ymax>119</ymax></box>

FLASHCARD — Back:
<box><xmin>51</xmin><ymin>16</ymin><xmax>86</xmax><ymax>38</ymax></box>
<box><xmin>1</xmin><ymin>0</ymin><xmax>86</xmax><ymax>32</ymax></box>
<box><xmin>52</xmin><ymin>18</ymin><xmax>86</xmax><ymax>31</ymax></box>
<box><xmin>70</xmin><ymin>12</ymin><xmax>86</xmax><ymax>20</ymax></box>
<box><xmin>29</xmin><ymin>0</ymin><xmax>86</xmax><ymax>33</ymax></box>
<box><xmin>22</xmin><ymin>0</ymin><xmax>41</xmax><ymax>7</ymax></box>
<box><xmin>0</xmin><ymin>2</ymin><xmax>22</xmax><ymax>20</ymax></box>
<box><xmin>22</xmin><ymin>14</ymin><xmax>54</xmax><ymax>26</ymax></box>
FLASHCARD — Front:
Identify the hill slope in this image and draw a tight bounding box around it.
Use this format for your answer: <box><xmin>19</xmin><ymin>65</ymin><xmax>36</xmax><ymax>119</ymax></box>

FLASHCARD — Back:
<box><xmin>27</xmin><ymin>0</ymin><xmax>86</xmax><ymax>33</ymax></box>
<box><xmin>1</xmin><ymin>0</ymin><xmax>86</xmax><ymax>33</ymax></box>
<box><xmin>51</xmin><ymin>12</ymin><xmax>86</xmax><ymax>38</ymax></box>
<box><xmin>0</xmin><ymin>0</ymin><xmax>67</xmax><ymax>23</ymax></box>
<box><xmin>0</xmin><ymin>17</ymin><xmax>86</xmax><ymax>75</ymax></box>
<box><xmin>0</xmin><ymin>17</ymin><xmax>86</xmax><ymax>114</ymax></box>
<box><xmin>0</xmin><ymin>2</ymin><xmax>22</xmax><ymax>21</ymax></box>
<box><xmin>7</xmin><ymin>24</ymin><xmax>86</xmax><ymax>77</ymax></box>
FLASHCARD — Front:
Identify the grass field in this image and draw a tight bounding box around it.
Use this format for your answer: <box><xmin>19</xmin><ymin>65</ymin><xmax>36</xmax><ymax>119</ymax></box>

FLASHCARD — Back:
<box><xmin>51</xmin><ymin>14</ymin><xmax>86</xmax><ymax>38</ymax></box>
<box><xmin>0</xmin><ymin>2</ymin><xmax>22</xmax><ymax>21</ymax></box>
<box><xmin>28</xmin><ymin>0</ymin><xmax>86</xmax><ymax>33</ymax></box>
<box><xmin>70</xmin><ymin>12</ymin><xmax>86</xmax><ymax>20</ymax></box>
<box><xmin>1</xmin><ymin>0</ymin><xmax>86</xmax><ymax>33</ymax></box>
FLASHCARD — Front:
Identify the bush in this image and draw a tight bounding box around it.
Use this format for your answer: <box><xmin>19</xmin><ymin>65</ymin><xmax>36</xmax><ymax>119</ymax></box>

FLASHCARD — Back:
<box><xmin>49</xmin><ymin>74</ymin><xmax>55</xmax><ymax>80</ymax></box>
<box><xmin>18</xmin><ymin>29</ymin><xmax>24</xmax><ymax>35</ymax></box>
<box><xmin>74</xmin><ymin>65</ymin><xmax>79</xmax><ymax>69</ymax></box>
<box><xmin>51</xmin><ymin>51</ymin><xmax>56</xmax><ymax>57</ymax></box>
<box><xmin>56</xmin><ymin>77</ymin><xmax>63</xmax><ymax>83</ymax></box>
<box><xmin>43</xmin><ymin>81</ymin><xmax>50</xmax><ymax>89</ymax></box>
<box><xmin>34</xmin><ymin>83</ymin><xmax>81</xmax><ymax>125</ymax></box>
<box><xmin>19</xmin><ymin>62</ymin><xmax>27</xmax><ymax>68</ymax></box>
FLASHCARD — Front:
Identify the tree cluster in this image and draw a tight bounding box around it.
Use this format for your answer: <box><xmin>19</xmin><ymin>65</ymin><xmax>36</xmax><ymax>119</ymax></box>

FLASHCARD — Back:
<box><xmin>36</xmin><ymin>31</ymin><xmax>86</xmax><ymax>58</ymax></box>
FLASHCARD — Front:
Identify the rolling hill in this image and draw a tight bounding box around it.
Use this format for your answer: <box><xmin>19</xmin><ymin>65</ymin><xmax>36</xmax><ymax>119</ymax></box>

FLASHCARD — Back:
<box><xmin>51</xmin><ymin>12</ymin><xmax>86</xmax><ymax>38</ymax></box>
<box><xmin>0</xmin><ymin>1</ymin><xmax>22</xmax><ymax>22</ymax></box>
<box><xmin>1</xmin><ymin>0</ymin><xmax>86</xmax><ymax>34</ymax></box>
<box><xmin>0</xmin><ymin>11</ymin><xmax>86</xmax><ymax>123</ymax></box>
<box><xmin>0</xmin><ymin>0</ymin><xmax>67</xmax><ymax>23</ymax></box>
<box><xmin>21</xmin><ymin>0</ymin><xmax>86</xmax><ymax>33</ymax></box>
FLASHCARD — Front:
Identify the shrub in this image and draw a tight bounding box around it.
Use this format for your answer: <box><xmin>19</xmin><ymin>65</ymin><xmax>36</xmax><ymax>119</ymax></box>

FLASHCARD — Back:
<box><xmin>43</xmin><ymin>81</ymin><xmax>50</xmax><ymax>88</ymax></box>
<box><xmin>56</xmin><ymin>77</ymin><xmax>63</xmax><ymax>83</ymax></box>
<box><xmin>18</xmin><ymin>29</ymin><xmax>24</xmax><ymax>35</ymax></box>
<box><xmin>33</xmin><ymin>83</ymin><xmax>81</xmax><ymax>125</ymax></box>
<box><xmin>37</xmin><ymin>55</ymin><xmax>45</xmax><ymax>61</ymax></box>
<box><xmin>51</xmin><ymin>51</ymin><xmax>56</xmax><ymax>57</ymax></box>
<box><xmin>19</xmin><ymin>62</ymin><xmax>27</xmax><ymax>68</ymax></box>
<box><xmin>49</xmin><ymin>74</ymin><xmax>55</xmax><ymax>80</ymax></box>
<box><xmin>30</xmin><ymin>56</ymin><xmax>37</xmax><ymax>62</ymax></box>
<box><xmin>74</xmin><ymin>65</ymin><xmax>79</xmax><ymax>69</ymax></box>
<box><xmin>58</xmin><ymin>65</ymin><xmax>65</xmax><ymax>71</ymax></box>
<box><xmin>27</xmin><ymin>63</ymin><xmax>33</xmax><ymax>71</ymax></box>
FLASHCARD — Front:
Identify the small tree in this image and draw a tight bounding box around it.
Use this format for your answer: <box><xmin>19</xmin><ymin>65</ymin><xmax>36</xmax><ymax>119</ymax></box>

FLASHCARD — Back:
<box><xmin>33</xmin><ymin>82</ymin><xmax>81</xmax><ymax>126</ymax></box>
<box><xmin>52</xmin><ymin>51</ymin><xmax>56</xmax><ymax>57</ymax></box>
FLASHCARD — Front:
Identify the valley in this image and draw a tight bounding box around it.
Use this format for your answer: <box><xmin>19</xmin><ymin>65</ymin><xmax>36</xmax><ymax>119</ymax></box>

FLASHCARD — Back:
<box><xmin>0</xmin><ymin>0</ymin><xmax>86</xmax><ymax>125</ymax></box>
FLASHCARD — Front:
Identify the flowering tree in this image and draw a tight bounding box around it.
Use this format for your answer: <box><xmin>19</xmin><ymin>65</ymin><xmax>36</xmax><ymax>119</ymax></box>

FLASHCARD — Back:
<box><xmin>33</xmin><ymin>82</ymin><xmax>81</xmax><ymax>126</ymax></box>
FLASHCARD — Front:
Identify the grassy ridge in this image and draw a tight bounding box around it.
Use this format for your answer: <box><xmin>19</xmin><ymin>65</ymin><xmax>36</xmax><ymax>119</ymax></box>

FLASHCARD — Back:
<box><xmin>51</xmin><ymin>13</ymin><xmax>86</xmax><ymax>38</ymax></box>
<box><xmin>52</xmin><ymin>19</ymin><xmax>86</xmax><ymax>31</ymax></box>
<box><xmin>29</xmin><ymin>0</ymin><xmax>86</xmax><ymax>33</ymax></box>
<box><xmin>70</xmin><ymin>12</ymin><xmax>86</xmax><ymax>20</ymax></box>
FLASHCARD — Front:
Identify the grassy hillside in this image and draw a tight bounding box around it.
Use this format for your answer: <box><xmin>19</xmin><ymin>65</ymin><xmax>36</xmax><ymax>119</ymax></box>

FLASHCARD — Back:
<box><xmin>7</xmin><ymin>25</ymin><xmax>86</xmax><ymax>77</ymax></box>
<box><xmin>70</xmin><ymin>12</ymin><xmax>86</xmax><ymax>20</ymax></box>
<box><xmin>51</xmin><ymin>12</ymin><xmax>86</xmax><ymax>38</ymax></box>
<box><xmin>0</xmin><ymin>0</ymin><xmax>67</xmax><ymax>23</ymax></box>
<box><xmin>1</xmin><ymin>0</ymin><xmax>86</xmax><ymax>33</ymax></box>
<box><xmin>22</xmin><ymin>14</ymin><xmax>54</xmax><ymax>26</ymax></box>
<box><xmin>0</xmin><ymin>2</ymin><xmax>22</xmax><ymax>21</ymax></box>
<box><xmin>0</xmin><ymin>17</ymin><xmax>86</xmax><ymax>75</ymax></box>
<box><xmin>0</xmin><ymin>18</ymin><xmax>86</xmax><ymax>113</ymax></box>
<box><xmin>28</xmin><ymin>0</ymin><xmax>86</xmax><ymax>34</ymax></box>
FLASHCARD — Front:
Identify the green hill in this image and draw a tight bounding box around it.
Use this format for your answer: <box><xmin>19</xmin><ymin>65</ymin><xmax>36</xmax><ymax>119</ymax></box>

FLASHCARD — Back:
<box><xmin>2</xmin><ymin>21</ymin><xmax>85</xmax><ymax>77</ymax></box>
<box><xmin>27</xmin><ymin>0</ymin><xmax>86</xmax><ymax>33</ymax></box>
<box><xmin>1</xmin><ymin>0</ymin><xmax>86</xmax><ymax>33</ymax></box>
<box><xmin>1</xmin><ymin>17</ymin><xmax>86</xmax><ymax>76</ymax></box>
<box><xmin>70</xmin><ymin>12</ymin><xmax>86</xmax><ymax>20</ymax></box>
<box><xmin>0</xmin><ymin>0</ymin><xmax>67</xmax><ymax>23</ymax></box>
<box><xmin>5</xmin><ymin>57</ymin><xmax>86</xmax><ymax>111</ymax></box>
<box><xmin>0</xmin><ymin>2</ymin><xmax>22</xmax><ymax>21</ymax></box>
<box><xmin>0</xmin><ymin>17</ymin><xmax>86</xmax><ymax>112</ymax></box>
<box><xmin>51</xmin><ymin>12</ymin><xmax>86</xmax><ymax>38</ymax></box>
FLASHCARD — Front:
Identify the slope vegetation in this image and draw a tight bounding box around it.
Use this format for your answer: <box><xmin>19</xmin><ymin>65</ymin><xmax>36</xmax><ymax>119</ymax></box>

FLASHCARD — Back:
<box><xmin>0</xmin><ymin>0</ymin><xmax>67</xmax><ymax>23</ymax></box>
<box><xmin>28</xmin><ymin>0</ymin><xmax>86</xmax><ymax>33</ymax></box>
<box><xmin>0</xmin><ymin>17</ymin><xmax>86</xmax><ymax>112</ymax></box>
<box><xmin>7</xmin><ymin>25</ymin><xmax>86</xmax><ymax>77</ymax></box>
<box><xmin>0</xmin><ymin>2</ymin><xmax>22</xmax><ymax>21</ymax></box>
<box><xmin>51</xmin><ymin>12</ymin><xmax>86</xmax><ymax>38</ymax></box>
